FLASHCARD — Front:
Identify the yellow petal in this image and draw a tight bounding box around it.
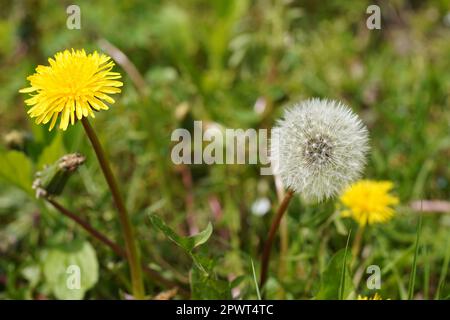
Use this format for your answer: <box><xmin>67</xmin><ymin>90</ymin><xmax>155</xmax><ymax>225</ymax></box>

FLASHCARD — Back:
<box><xmin>59</xmin><ymin>107</ymin><xmax>70</xmax><ymax>131</ymax></box>
<box><xmin>19</xmin><ymin>87</ymin><xmax>38</xmax><ymax>93</ymax></box>
<box><xmin>49</xmin><ymin>113</ymin><xmax>58</xmax><ymax>131</ymax></box>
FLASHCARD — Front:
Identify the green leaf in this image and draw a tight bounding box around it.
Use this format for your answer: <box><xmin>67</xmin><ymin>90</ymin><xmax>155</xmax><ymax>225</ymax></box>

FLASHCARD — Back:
<box><xmin>0</xmin><ymin>203</ymin><xmax>34</xmax><ymax>250</ymax></box>
<box><xmin>0</xmin><ymin>150</ymin><xmax>33</xmax><ymax>195</ymax></box>
<box><xmin>149</xmin><ymin>214</ymin><xmax>230</xmax><ymax>298</ymax></box>
<box><xmin>149</xmin><ymin>214</ymin><xmax>212</xmax><ymax>252</ymax></box>
<box><xmin>149</xmin><ymin>214</ymin><xmax>190</xmax><ymax>250</ymax></box>
<box><xmin>190</xmin><ymin>264</ymin><xmax>231</xmax><ymax>300</ymax></box>
<box><xmin>41</xmin><ymin>240</ymin><xmax>99</xmax><ymax>300</ymax></box>
<box><xmin>21</xmin><ymin>264</ymin><xmax>41</xmax><ymax>288</ymax></box>
<box><xmin>191</xmin><ymin>222</ymin><xmax>213</xmax><ymax>248</ymax></box>
<box><xmin>316</xmin><ymin>249</ymin><xmax>354</xmax><ymax>300</ymax></box>
<box><xmin>37</xmin><ymin>134</ymin><xmax>65</xmax><ymax>171</ymax></box>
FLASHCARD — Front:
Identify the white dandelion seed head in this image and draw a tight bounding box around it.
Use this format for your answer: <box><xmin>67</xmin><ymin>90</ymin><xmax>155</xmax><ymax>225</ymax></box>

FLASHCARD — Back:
<box><xmin>270</xmin><ymin>98</ymin><xmax>370</xmax><ymax>202</ymax></box>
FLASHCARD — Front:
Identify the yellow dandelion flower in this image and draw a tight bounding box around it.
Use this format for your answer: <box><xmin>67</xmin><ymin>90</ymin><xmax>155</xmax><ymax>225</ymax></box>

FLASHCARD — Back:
<box><xmin>19</xmin><ymin>49</ymin><xmax>123</xmax><ymax>131</ymax></box>
<box><xmin>357</xmin><ymin>293</ymin><xmax>383</xmax><ymax>300</ymax></box>
<box><xmin>340</xmin><ymin>180</ymin><xmax>399</xmax><ymax>226</ymax></box>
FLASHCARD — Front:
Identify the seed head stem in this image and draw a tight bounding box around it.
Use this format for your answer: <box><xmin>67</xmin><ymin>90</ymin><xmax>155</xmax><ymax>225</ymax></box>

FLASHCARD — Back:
<box><xmin>260</xmin><ymin>189</ymin><xmax>295</xmax><ymax>290</ymax></box>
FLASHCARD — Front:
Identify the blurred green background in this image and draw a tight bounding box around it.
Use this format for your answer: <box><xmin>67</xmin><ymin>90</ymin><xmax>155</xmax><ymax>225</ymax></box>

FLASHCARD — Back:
<box><xmin>0</xmin><ymin>0</ymin><xmax>449</xmax><ymax>299</ymax></box>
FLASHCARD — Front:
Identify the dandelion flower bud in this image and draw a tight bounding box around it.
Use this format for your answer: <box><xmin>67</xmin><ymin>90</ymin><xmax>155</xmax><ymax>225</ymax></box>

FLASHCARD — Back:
<box><xmin>270</xmin><ymin>98</ymin><xmax>369</xmax><ymax>202</ymax></box>
<box><xmin>32</xmin><ymin>153</ymin><xmax>86</xmax><ymax>198</ymax></box>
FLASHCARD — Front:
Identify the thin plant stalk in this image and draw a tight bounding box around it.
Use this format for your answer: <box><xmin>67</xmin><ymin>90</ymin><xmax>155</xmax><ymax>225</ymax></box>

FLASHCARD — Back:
<box><xmin>47</xmin><ymin>198</ymin><xmax>124</xmax><ymax>255</ymax></box>
<box><xmin>351</xmin><ymin>224</ymin><xmax>366</xmax><ymax>267</ymax></box>
<box><xmin>46</xmin><ymin>198</ymin><xmax>190</xmax><ymax>298</ymax></box>
<box><xmin>260</xmin><ymin>189</ymin><xmax>294</xmax><ymax>289</ymax></box>
<box><xmin>275</xmin><ymin>177</ymin><xmax>288</xmax><ymax>298</ymax></box>
<box><xmin>277</xmin><ymin>212</ymin><xmax>288</xmax><ymax>298</ymax></box>
<box><xmin>81</xmin><ymin>118</ymin><xmax>145</xmax><ymax>299</ymax></box>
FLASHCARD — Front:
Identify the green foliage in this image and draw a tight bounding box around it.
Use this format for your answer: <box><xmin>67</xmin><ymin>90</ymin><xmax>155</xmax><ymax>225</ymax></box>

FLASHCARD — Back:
<box><xmin>435</xmin><ymin>237</ymin><xmax>450</xmax><ymax>299</ymax></box>
<box><xmin>408</xmin><ymin>216</ymin><xmax>423</xmax><ymax>299</ymax></box>
<box><xmin>0</xmin><ymin>0</ymin><xmax>449</xmax><ymax>300</ymax></box>
<box><xmin>250</xmin><ymin>259</ymin><xmax>262</xmax><ymax>300</ymax></box>
<box><xmin>36</xmin><ymin>134</ymin><xmax>66</xmax><ymax>171</ymax></box>
<box><xmin>150</xmin><ymin>214</ymin><xmax>232</xmax><ymax>299</ymax></box>
<box><xmin>149</xmin><ymin>214</ymin><xmax>212</xmax><ymax>272</ymax></box>
<box><xmin>149</xmin><ymin>214</ymin><xmax>213</xmax><ymax>253</ymax></box>
<box><xmin>0</xmin><ymin>151</ymin><xmax>33</xmax><ymax>195</ymax></box>
<box><xmin>41</xmin><ymin>240</ymin><xmax>99</xmax><ymax>300</ymax></box>
<box><xmin>316</xmin><ymin>249</ymin><xmax>354</xmax><ymax>300</ymax></box>
<box><xmin>190</xmin><ymin>264</ymin><xmax>232</xmax><ymax>300</ymax></box>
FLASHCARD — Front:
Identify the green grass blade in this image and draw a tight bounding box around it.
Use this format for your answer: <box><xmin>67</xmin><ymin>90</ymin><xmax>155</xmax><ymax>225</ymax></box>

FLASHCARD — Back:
<box><xmin>435</xmin><ymin>236</ymin><xmax>450</xmax><ymax>300</ymax></box>
<box><xmin>407</xmin><ymin>215</ymin><xmax>422</xmax><ymax>300</ymax></box>
<box><xmin>339</xmin><ymin>229</ymin><xmax>352</xmax><ymax>300</ymax></box>
<box><xmin>423</xmin><ymin>246</ymin><xmax>430</xmax><ymax>300</ymax></box>
<box><xmin>251</xmin><ymin>258</ymin><xmax>262</xmax><ymax>300</ymax></box>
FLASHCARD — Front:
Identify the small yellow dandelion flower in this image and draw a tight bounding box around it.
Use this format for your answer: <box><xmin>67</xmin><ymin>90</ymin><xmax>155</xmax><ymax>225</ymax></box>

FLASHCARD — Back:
<box><xmin>357</xmin><ymin>292</ymin><xmax>383</xmax><ymax>300</ymax></box>
<box><xmin>19</xmin><ymin>49</ymin><xmax>123</xmax><ymax>131</ymax></box>
<box><xmin>340</xmin><ymin>180</ymin><xmax>399</xmax><ymax>226</ymax></box>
